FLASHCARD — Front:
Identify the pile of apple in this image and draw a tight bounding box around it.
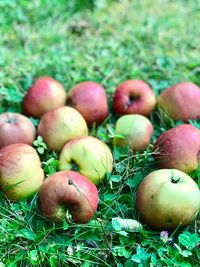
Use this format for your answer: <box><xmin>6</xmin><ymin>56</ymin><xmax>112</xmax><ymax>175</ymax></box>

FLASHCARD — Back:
<box><xmin>0</xmin><ymin>77</ymin><xmax>200</xmax><ymax>230</ymax></box>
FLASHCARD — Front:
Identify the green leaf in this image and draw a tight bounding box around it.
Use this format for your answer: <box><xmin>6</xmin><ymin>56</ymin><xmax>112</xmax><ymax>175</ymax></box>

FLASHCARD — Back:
<box><xmin>110</xmin><ymin>175</ymin><xmax>122</xmax><ymax>182</ymax></box>
<box><xmin>178</xmin><ymin>231</ymin><xmax>199</xmax><ymax>250</ymax></box>
<box><xmin>132</xmin><ymin>246</ymin><xmax>151</xmax><ymax>263</ymax></box>
<box><xmin>112</xmin><ymin>218</ymin><xmax>122</xmax><ymax>231</ymax></box>
<box><xmin>33</xmin><ymin>140</ymin><xmax>39</xmax><ymax>146</ymax></box>
<box><xmin>39</xmin><ymin>243</ymin><xmax>49</xmax><ymax>253</ymax></box>
<box><xmin>29</xmin><ymin>250</ymin><xmax>38</xmax><ymax>265</ymax></box>
<box><xmin>38</xmin><ymin>147</ymin><xmax>45</xmax><ymax>154</ymax></box>
<box><xmin>126</xmin><ymin>179</ymin><xmax>136</xmax><ymax>188</ymax></box>
<box><xmin>107</xmin><ymin>124</ymin><xmax>115</xmax><ymax>137</ymax></box>
<box><xmin>179</xmin><ymin>250</ymin><xmax>192</xmax><ymax>257</ymax></box>
<box><xmin>114</xmin><ymin>134</ymin><xmax>126</xmax><ymax>139</ymax></box>
<box><xmin>118</xmin><ymin>230</ymin><xmax>128</xmax><ymax>237</ymax></box>
<box><xmin>103</xmin><ymin>194</ymin><xmax>118</xmax><ymax>201</ymax></box>
<box><xmin>41</xmin><ymin>142</ymin><xmax>48</xmax><ymax>149</ymax></box>
<box><xmin>63</xmin><ymin>220</ymin><xmax>69</xmax><ymax>230</ymax></box>
<box><xmin>116</xmin><ymin>162</ymin><xmax>126</xmax><ymax>173</ymax></box>
<box><xmin>37</xmin><ymin>136</ymin><xmax>43</xmax><ymax>142</ymax></box>
<box><xmin>16</xmin><ymin>228</ymin><xmax>37</xmax><ymax>241</ymax></box>
<box><xmin>118</xmin><ymin>247</ymin><xmax>131</xmax><ymax>258</ymax></box>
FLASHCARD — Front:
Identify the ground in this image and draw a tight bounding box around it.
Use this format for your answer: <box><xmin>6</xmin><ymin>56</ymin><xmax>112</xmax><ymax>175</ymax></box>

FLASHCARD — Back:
<box><xmin>0</xmin><ymin>0</ymin><xmax>200</xmax><ymax>266</ymax></box>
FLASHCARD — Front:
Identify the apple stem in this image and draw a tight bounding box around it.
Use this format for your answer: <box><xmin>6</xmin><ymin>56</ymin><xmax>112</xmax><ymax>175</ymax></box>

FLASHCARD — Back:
<box><xmin>126</xmin><ymin>95</ymin><xmax>140</xmax><ymax>108</ymax></box>
<box><xmin>171</xmin><ymin>176</ymin><xmax>180</xmax><ymax>183</ymax></box>
<box><xmin>5</xmin><ymin>117</ymin><xmax>17</xmax><ymax>124</ymax></box>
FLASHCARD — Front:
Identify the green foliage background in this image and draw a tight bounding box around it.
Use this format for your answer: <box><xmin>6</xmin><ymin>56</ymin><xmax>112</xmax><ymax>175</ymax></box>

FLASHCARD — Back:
<box><xmin>0</xmin><ymin>0</ymin><xmax>200</xmax><ymax>266</ymax></box>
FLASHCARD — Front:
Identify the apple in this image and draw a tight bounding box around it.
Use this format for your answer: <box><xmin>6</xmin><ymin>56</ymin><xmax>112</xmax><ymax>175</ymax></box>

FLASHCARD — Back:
<box><xmin>38</xmin><ymin>170</ymin><xmax>98</xmax><ymax>223</ymax></box>
<box><xmin>157</xmin><ymin>82</ymin><xmax>200</xmax><ymax>121</ymax></box>
<box><xmin>113</xmin><ymin>80</ymin><xmax>156</xmax><ymax>116</ymax></box>
<box><xmin>0</xmin><ymin>143</ymin><xmax>44</xmax><ymax>200</ymax></box>
<box><xmin>59</xmin><ymin>136</ymin><xmax>113</xmax><ymax>185</ymax></box>
<box><xmin>67</xmin><ymin>81</ymin><xmax>108</xmax><ymax>127</ymax></box>
<box><xmin>22</xmin><ymin>76</ymin><xmax>67</xmax><ymax>118</ymax></box>
<box><xmin>136</xmin><ymin>169</ymin><xmax>200</xmax><ymax>230</ymax></box>
<box><xmin>0</xmin><ymin>112</ymin><xmax>36</xmax><ymax>148</ymax></box>
<box><xmin>37</xmin><ymin>106</ymin><xmax>88</xmax><ymax>151</ymax></box>
<box><xmin>114</xmin><ymin>114</ymin><xmax>153</xmax><ymax>151</ymax></box>
<box><xmin>154</xmin><ymin>124</ymin><xmax>200</xmax><ymax>173</ymax></box>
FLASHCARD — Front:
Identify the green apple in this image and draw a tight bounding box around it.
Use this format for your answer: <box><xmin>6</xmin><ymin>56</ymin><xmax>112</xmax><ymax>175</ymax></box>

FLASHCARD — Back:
<box><xmin>0</xmin><ymin>143</ymin><xmax>44</xmax><ymax>200</ymax></box>
<box><xmin>59</xmin><ymin>136</ymin><xmax>113</xmax><ymax>185</ymax></box>
<box><xmin>136</xmin><ymin>169</ymin><xmax>200</xmax><ymax>230</ymax></box>
<box><xmin>114</xmin><ymin>114</ymin><xmax>153</xmax><ymax>151</ymax></box>
<box><xmin>37</xmin><ymin>106</ymin><xmax>88</xmax><ymax>151</ymax></box>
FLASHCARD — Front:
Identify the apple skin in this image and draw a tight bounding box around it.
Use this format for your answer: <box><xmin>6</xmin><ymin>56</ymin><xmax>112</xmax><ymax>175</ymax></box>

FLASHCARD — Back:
<box><xmin>0</xmin><ymin>143</ymin><xmax>44</xmax><ymax>200</ymax></box>
<box><xmin>38</xmin><ymin>170</ymin><xmax>99</xmax><ymax>224</ymax></box>
<box><xmin>37</xmin><ymin>106</ymin><xmax>88</xmax><ymax>151</ymax></box>
<box><xmin>113</xmin><ymin>80</ymin><xmax>156</xmax><ymax>116</ymax></box>
<box><xmin>136</xmin><ymin>169</ymin><xmax>200</xmax><ymax>230</ymax></box>
<box><xmin>59</xmin><ymin>136</ymin><xmax>113</xmax><ymax>185</ymax></box>
<box><xmin>67</xmin><ymin>81</ymin><xmax>108</xmax><ymax>127</ymax></box>
<box><xmin>22</xmin><ymin>76</ymin><xmax>67</xmax><ymax>118</ymax></box>
<box><xmin>114</xmin><ymin>114</ymin><xmax>153</xmax><ymax>151</ymax></box>
<box><xmin>157</xmin><ymin>82</ymin><xmax>200</xmax><ymax>121</ymax></box>
<box><xmin>154</xmin><ymin>124</ymin><xmax>200</xmax><ymax>173</ymax></box>
<box><xmin>0</xmin><ymin>112</ymin><xmax>36</xmax><ymax>148</ymax></box>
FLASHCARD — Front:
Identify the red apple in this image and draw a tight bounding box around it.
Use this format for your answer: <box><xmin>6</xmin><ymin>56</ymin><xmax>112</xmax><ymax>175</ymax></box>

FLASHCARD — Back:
<box><xmin>37</xmin><ymin>106</ymin><xmax>88</xmax><ymax>151</ymax></box>
<box><xmin>136</xmin><ymin>169</ymin><xmax>200</xmax><ymax>230</ymax></box>
<box><xmin>154</xmin><ymin>124</ymin><xmax>200</xmax><ymax>173</ymax></box>
<box><xmin>38</xmin><ymin>170</ymin><xmax>99</xmax><ymax>223</ymax></box>
<box><xmin>157</xmin><ymin>82</ymin><xmax>200</xmax><ymax>121</ymax></box>
<box><xmin>22</xmin><ymin>76</ymin><xmax>67</xmax><ymax>118</ymax></box>
<box><xmin>113</xmin><ymin>80</ymin><xmax>156</xmax><ymax>116</ymax></box>
<box><xmin>0</xmin><ymin>143</ymin><xmax>44</xmax><ymax>200</ymax></box>
<box><xmin>0</xmin><ymin>112</ymin><xmax>36</xmax><ymax>148</ymax></box>
<box><xmin>67</xmin><ymin>81</ymin><xmax>108</xmax><ymax>127</ymax></box>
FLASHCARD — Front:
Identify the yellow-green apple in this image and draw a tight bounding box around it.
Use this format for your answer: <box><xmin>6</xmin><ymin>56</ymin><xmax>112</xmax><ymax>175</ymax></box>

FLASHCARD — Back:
<box><xmin>113</xmin><ymin>80</ymin><xmax>156</xmax><ymax>116</ymax></box>
<box><xmin>114</xmin><ymin>114</ymin><xmax>153</xmax><ymax>151</ymax></box>
<box><xmin>157</xmin><ymin>82</ymin><xmax>200</xmax><ymax>121</ymax></box>
<box><xmin>37</xmin><ymin>106</ymin><xmax>88</xmax><ymax>151</ymax></box>
<box><xmin>136</xmin><ymin>169</ymin><xmax>200</xmax><ymax>230</ymax></box>
<box><xmin>59</xmin><ymin>136</ymin><xmax>113</xmax><ymax>185</ymax></box>
<box><xmin>154</xmin><ymin>124</ymin><xmax>200</xmax><ymax>173</ymax></box>
<box><xmin>23</xmin><ymin>76</ymin><xmax>67</xmax><ymax>118</ymax></box>
<box><xmin>67</xmin><ymin>81</ymin><xmax>108</xmax><ymax>127</ymax></box>
<box><xmin>38</xmin><ymin>170</ymin><xmax>98</xmax><ymax>223</ymax></box>
<box><xmin>0</xmin><ymin>143</ymin><xmax>44</xmax><ymax>200</ymax></box>
<box><xmin>0</xmin><ymin>112</ymin><xmax>36</xmax><ymax>148</ymax></box>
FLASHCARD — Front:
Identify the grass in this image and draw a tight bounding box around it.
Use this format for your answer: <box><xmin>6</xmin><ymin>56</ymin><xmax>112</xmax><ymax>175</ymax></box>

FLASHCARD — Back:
<box><xmin>0</xmin><ymin>0</ymin><xmax>200</xmax><ymax>266</ymax></box>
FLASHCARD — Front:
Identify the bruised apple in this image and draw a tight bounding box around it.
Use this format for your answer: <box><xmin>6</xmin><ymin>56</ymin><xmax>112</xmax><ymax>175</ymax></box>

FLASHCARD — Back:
<box><xmin>0</xmin><ymin>144</ymin><xmax>44</xmax><ymax>200</ymax></box>
<box><xmin>59</xmin><ymin>136</ymin><xmax>113</xmax><ymax>185</ymax></box>
<box><xmin>136</xmin><ymin>169</ymin><xmax>200</xmax><ymax>230</ymax></box>
<box><xmin>154</xmin><ymin>124</ymin><xmax>200</xmax><ymax>173</ymax></box>
<box><xmin>38</xmin><ymin>171</ymin><xmax>98</xmax><ymax>223</ymax></box>
<box><xmin>23</xmin><ymin>76</ymin><xmax>67</xmax><ymax>118</ymax></box>
<box><xmin>37</xmin><ymin>106</ymin><xmax>88</xmax><ymax>151</ymax></box>
<box><xmin>0</xmin><ymin>112</ymin><xmax>36</xmax><ymax>148</ymax></box>
<box><xmin>67</xmin><ymin>81</ymin><xmax>108</xmax><ymax>127</ymax></box>
<box><xmin>114</xmin><ymin>114</ymin><xmax>153</xmax><ymax>151</ymax></box>
<box><xmin>113</xmin><ymin>80</ymin><xmax>156</xmax><ymax>116</ymax></box>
